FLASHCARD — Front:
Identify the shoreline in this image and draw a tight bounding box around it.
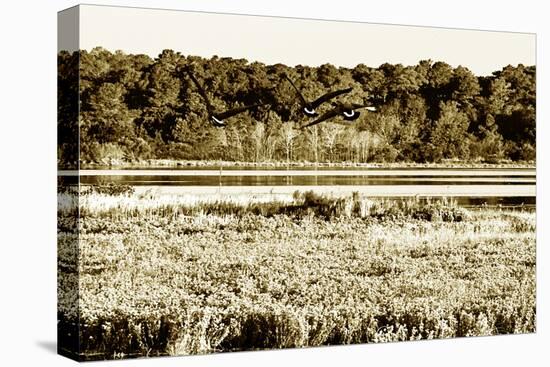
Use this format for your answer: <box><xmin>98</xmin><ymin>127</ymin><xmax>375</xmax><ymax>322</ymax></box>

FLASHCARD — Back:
<box><xmin>72</xmin><ymin>159</ymin><xmax>536</xmax><ymax>170</ymax></box>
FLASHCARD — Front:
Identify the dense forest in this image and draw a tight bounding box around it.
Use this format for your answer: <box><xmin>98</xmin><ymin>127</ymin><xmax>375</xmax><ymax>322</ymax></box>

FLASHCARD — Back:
<box><xmin>58</xmin><ymin>48</ymin><xmax>536</xmax><ymax>167</ymax></box>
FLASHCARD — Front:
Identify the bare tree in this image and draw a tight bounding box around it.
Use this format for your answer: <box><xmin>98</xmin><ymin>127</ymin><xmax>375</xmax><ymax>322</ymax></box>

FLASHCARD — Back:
<box><xmin>263</xmin><ymin>112</ymin><xmax>282</xmax><ymax>161</ymax></box>
<box><xmin>322</xmin><ymin>124</ymin><xmax>343</xmax><ymax>163</ymax></box>
<box><xmin>280</xmin><ymin>122</ymin><xmax>298</xmax><ymax>164</ymax></box>
<box><xmin>251</xmin><ymin>122</ymin><xmax>265</xmax><ymax>163</ymax></box>
<box><xmin>226</xmin><ymin>124</ymin><xmax>244</xmax><ymax>161</ymax></box>
<box><xmin>310</xmin><ymin>125</ymin><xmax>320</xmax><ymax>165</ymax></box>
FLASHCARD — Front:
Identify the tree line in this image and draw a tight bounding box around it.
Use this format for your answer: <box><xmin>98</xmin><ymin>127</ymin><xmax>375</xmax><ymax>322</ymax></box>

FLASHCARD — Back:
<box><xmin>58</xmin><ymin>47</ymin><xmax>535</xmax><ymax>167</ymax></box>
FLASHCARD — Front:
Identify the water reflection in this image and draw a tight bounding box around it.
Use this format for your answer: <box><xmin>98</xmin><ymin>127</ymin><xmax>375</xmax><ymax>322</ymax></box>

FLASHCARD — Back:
<box><xmin>80</xmin><ymin>175</ymin><xmax>534</xmax><ymax>186</ymax></box>
<box><xmin>61</xmin><ymin>169</ymin><xmax>536</xmax><ymax>208</ymax></box>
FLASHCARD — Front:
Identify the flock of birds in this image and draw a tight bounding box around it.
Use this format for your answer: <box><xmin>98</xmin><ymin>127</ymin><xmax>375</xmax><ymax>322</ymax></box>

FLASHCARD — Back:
<box><xmin>183</xmin><ymin>66</ymin><xmax>377</xmax><ymax>129</ymax></box>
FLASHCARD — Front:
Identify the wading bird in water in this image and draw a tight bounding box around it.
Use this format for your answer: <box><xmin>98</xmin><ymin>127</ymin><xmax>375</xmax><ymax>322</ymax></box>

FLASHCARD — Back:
<box><xmin>300</xmin><ymin>102</ymin><xmax>376</xmax><ymax>129</ymax></box>
<box><xmin>283</xmin><ymin>74</ymin><xmax>353</xmax><ymax>118</ymax></box>
<box><xmin>186</xmin><ymin>70</ymin><xmax>264</xmax><ymax>127</ymax></box>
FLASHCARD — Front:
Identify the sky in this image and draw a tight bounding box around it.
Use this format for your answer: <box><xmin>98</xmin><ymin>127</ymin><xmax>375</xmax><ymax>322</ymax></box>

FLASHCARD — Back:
<box><xmin>68</xmin><ymin>4</ymin><xmax>536</xmax><ymax>76</ymax></box>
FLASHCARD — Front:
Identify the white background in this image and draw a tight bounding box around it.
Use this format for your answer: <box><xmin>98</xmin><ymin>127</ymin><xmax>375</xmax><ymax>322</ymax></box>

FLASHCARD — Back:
<box><xmin>0</xmin><ymin>1</ymin><xmax>547</xmax><ymax>366</ymax></box>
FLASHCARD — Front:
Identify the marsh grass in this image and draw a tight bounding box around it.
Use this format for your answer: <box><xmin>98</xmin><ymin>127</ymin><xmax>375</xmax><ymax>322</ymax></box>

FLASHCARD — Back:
<box><xmin>57</xmin><ymin>187</ymin><xmax>536</xmax><ymax>360</ymax></box>
<box><xmin>61</xmin><ymin>188</ymin><xmax>470</xmax><ymax>223</ymax></box>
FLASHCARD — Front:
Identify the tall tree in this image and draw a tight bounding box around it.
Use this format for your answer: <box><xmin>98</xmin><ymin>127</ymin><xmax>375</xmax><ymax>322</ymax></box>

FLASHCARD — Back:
<box><xmin>427</xmin><ymin>101</ymin><xmax>471</xmax><ymax>161</ymax></box>
<box><xmin>139</xmin><ymin>49</ymin><xmax>182</xmax><ymax>141</ymax></box>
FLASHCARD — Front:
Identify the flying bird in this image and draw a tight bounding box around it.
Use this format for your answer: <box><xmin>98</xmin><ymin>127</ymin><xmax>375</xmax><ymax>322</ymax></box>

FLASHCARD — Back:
<box><xmin>283</xmin><ymin>74</ymin><xmax>353</xmax><ymax>118</ymax></box>
<box><xmin>300</xmin><ymin>102</ymin><xmax>376</xmax><ymax>129</ymax></box>
<box><xmin>186</xmin><ymin>70</ymin><xmax>263</xmax><ymax>127</ymax></box>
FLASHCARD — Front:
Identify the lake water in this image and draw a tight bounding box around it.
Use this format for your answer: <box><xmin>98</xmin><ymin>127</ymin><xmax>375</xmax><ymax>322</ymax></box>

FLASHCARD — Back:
<box><xmin>58</xmin><ymin>167</ymin><xmax>536</xmax><ymax>207</ymax></box>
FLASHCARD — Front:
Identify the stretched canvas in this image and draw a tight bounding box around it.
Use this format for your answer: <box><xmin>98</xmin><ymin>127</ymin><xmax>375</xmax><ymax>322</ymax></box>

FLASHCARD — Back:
<box><xmin>57</xmin><ymin>4</ymin><xmax>536</xmax><ymax>361</ymax></box>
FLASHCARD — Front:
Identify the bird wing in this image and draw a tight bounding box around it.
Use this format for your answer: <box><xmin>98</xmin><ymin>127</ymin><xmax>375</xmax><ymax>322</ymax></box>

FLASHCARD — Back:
<box><xmin>349</xmin><ymin>103</ymin><xmax>376</xmax><ymax>111</ymax></box>
<box><xmin>283</xmin><ymin>74</ymin><xmax>308</xmax><ymax>106</ymax></box>
<box><xmin>311</xmin><ymin>87</ymin><xmax>353</xmax><ymax>109</ymax></box>
<box><xmin>187</xmin><ymin>71</ymin><xmax>214</xmax><ymax>114</ymax></box>
<box><xmin>300</xmin><ymin>108</ymin><xmax>340</xmax><ymax>129</ymax></box>
<box><xmin>216</xmin><ymin>103</ymin><xmax>263</xmax><ymax>120</ymax></box>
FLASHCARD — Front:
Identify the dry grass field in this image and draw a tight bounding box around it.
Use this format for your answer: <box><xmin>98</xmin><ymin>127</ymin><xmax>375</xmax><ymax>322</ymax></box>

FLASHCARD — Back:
<box><xmin>58</xmin><ymin>189</ymin><xmax>536</xmax><ymax>360</ymax></box>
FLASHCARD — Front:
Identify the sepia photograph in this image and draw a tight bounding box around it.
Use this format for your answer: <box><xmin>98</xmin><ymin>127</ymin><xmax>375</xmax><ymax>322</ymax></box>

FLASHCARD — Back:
<box><xmin>57</xmin><ymin>4</ymin><xmax>536</xmax><ymax>361</ymax></box>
